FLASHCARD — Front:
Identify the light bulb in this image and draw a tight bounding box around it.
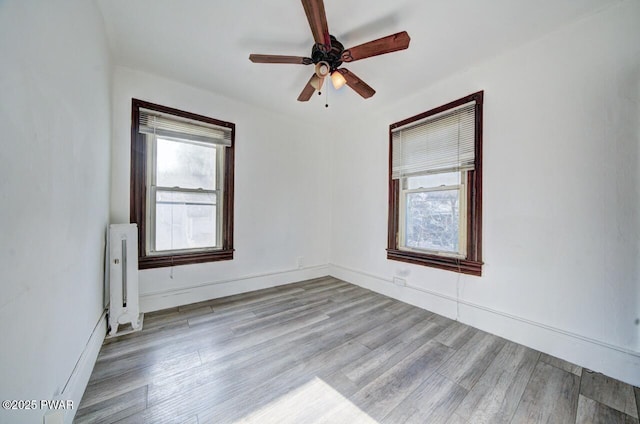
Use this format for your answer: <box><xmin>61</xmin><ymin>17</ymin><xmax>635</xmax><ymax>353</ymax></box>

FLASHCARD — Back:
<box><xmin>331</xmin><ymin>71</ymin><xmax>347</xmax><ymax>90</ymax></box>
<box><xmin>310</xmin><ymin>75</ymin><xmax>324</xmax><ymax>91</ymax></box>
<box><xmin>315</xmin><ymin>61</ymin><xmax>330</xmax><ymax>78</ymax></box>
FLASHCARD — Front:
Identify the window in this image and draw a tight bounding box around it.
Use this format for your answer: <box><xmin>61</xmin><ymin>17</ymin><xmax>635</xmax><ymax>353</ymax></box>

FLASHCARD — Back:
<box><xmin>387</xmin><ymin>91</ymin><xmax>483</xmax><ymax>275</ymax></box>
<box><xmin>131</xmin><ymin>99</ymin><xmax>235</xmax><ymax>269</ymax></box>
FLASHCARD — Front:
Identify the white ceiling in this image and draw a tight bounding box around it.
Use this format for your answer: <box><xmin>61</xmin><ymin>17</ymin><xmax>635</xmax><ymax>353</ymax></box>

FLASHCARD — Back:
<box><xmin>96</xmin><ymin>0</ymin><xmax>618</xmax><ymax>123</ymax></box>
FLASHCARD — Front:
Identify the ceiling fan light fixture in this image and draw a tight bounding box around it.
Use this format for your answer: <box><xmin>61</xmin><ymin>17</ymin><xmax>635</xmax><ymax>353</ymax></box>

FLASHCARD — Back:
<box><xmin>331</xmin><ymin>70</ymin><xmax>347</xmax><ymax>90</ymax></box>
<box><xmin>310</xmin><ymin>74</ymin><xmax>325</xmax><ymax>91</ymax></box>
<box><xmin>315</xmin><ymin>61</ymin><xmax>330</xmax><ymax>78</ymax></box>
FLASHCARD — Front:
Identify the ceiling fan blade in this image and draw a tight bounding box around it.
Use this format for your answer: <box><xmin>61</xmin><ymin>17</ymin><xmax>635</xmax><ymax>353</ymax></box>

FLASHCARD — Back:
<box><xmin>338</xmin><ymin>69</ymin><xmax>375</xmax><ymax>99</ymax></box>
<box><xmin>249</xmin><ymin>54</ymin><xmax>312</xmax><ymax>65</ymax></box>
<box><xmin>301</xmin><ymin>0</ymin><xmax>332</xmax><ymax>49</ymax></box>
<box><xmin>297</xmin><ymin>74</ymin><xmax>317</xmax><ymax>102</ymax></box>
<box><xmin>341</xmin><ymin>31</ymin><xmax>410</xmax><ymax>63</ymax></box>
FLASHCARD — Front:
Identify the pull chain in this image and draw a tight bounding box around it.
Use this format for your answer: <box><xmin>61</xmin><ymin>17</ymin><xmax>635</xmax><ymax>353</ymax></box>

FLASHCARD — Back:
<box><xmin>325</xmin><ymin>78</ymin><xmax>329</xmax><ymax>108</ymax></box>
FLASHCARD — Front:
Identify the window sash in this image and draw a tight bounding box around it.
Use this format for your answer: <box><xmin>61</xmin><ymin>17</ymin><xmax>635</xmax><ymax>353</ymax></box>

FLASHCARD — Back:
<box><xmin>398</xmin><ymin>173</ymin><xmax>467</xmax><ymax>257</ymax></box>
<box><xmin>145</xmin><ymin>135</ymin><xmax>224</xmax><ymax>255</ymax></box>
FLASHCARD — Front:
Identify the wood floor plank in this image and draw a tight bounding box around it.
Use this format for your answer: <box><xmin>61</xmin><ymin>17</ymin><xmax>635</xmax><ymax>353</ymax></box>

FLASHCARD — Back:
<box><xmin>100</xmin><ymin>319</ymin><xmax>189</xmax><ymax>356</ymax></box>
<box><xmin>446</xmin><ymin>413</ymin><xmax>468</xmax><ymax>424</ymax></box>
<box><xmin>581</xmin><ymin>369</ymin><xmax>639</xmax><ymax>418</ymax></box>
<box><xmin>75</xmin><ymin>385</ymin><xmax>147</xmax><ymax>424</ymax></box>
<box><xmin>384</xmin><ymin>301</ymin><xmax>416</xmax><ymax>316</ymax></box>
<box><xmin>92</xmin><ymin>317</ymin><xmax>236</xmax><ymax>376</ymax></box>
<box><xmin>344</xmin><ymin>317</ymin><xmax>445</xmax><ymax>387</ymax></box>
<box><xmin>576</xmin><ymin>394</ymin><xmax>639</xmax><ymax>424</ymax></box>
<box><xmin>510</xmin><ymin>361</ymin><xmax>580</xmax><ymax>423</ymax></box>
<box><xmin>434</xmin><ymin>320</ymin><xmax>477</xmax><ymax>350</ymax></box>
<box><xmin>229</xmin><ymin>298</ymin><xmax>331</xmax><ymax>335</ymax></box>
<box><xmin>148</xmin><ymin>304</ymin><xmax>396</xmax><ymax>414</ymax></box>
<box><xmin>143</xmin><ymin>305</ymin><xmax>213</xmax><ymax>330</ymax></box>
<box><xmin>453</xmin><ymin>341</ymin><xmax>539</xmax><ymax>423</ymax></box>
<box><xmin>204</xmin><ymin>286</ymin><xmax>306</xmax><ymax>312</ymax></box>
<box><xmin>80</xmin><ymin>350</ymin><xmax>201</xmax><ymax>409</ymax></box>
<box><xmin>315</xmin><ymin>340</ymin><xmax>455</xmax><ymax>423</ymax></box>
<box><xmin>91</xmin><ymin>341</ymin><xmax>202</xmax><ymax>382</ymax></box>
<box><xmin>196</xmin><ymin>309</ymin><xmax>329</xmax><ymax>364</ymax></box>
<box><xmin>195</xmin><ymin>340</ymin><xmax>373</xmax><ymax>424</ymax></box>
<box><xmin>323</xmin><ymin>292</ymin><xmax>393</xmax><ymax>317</ymax></box>
<box><xmin>186</xmin><ymin>309</ymin><xmax>255</xmax><ymax>328</ymax></box>
<box><xmin>539</xmin><ymin>352</ymin><xmax>582</xmax><ymax>376</ymax></box>
<box><xmin>244</xmin><ymin>295</ymin><xmax>309</xmax><ymax>318</ymax></box>
<box><xmin>353</xmin><ymin>306</ymin><xmax>433</xmax><ymax>350</ymax></box>
<box><xmin>235</xmin><ymin>371</ymin><xmax>361</xmax><ymax>424</ymax></box>
<box><xmin>382</xmin><ymin>373</ymin><xmax>468</xmax><ymax>424</ymax></box>
<box><xmin>302</xmin><ymin>280</ymin><xmax>351</xmax><ymax>295</ymax></box>
<box><xmin>144</xmin><ymin>304</ymin><xmax>384</xmax><ymax>408</ymax></box>
<box><xmin>436</xmin><ymin>330</ymin><xmax>506</xmax><ymax>390</ymax></box>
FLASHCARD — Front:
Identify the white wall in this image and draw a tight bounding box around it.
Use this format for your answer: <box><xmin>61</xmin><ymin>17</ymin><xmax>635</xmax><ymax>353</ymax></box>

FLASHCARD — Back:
<box><xmin>0</xmin><ymin>1</ymin><xmax>112</xmax><ymax>423</ymax></box>
<box><xmin>330</xmin><ymin>1</ymin><xmax>640</xmax><ymax>386</ymax></box>
<box><xmin>110</xmin><ymin>67</ymin><xmax>331</xmax><ymax>311</ymax></box>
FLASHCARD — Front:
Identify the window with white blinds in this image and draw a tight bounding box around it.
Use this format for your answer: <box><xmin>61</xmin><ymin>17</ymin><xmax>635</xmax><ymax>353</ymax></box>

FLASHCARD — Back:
<box><xmin>387</xmin><ymin>91</ymin><xmax>483</xmax><ymax>276</ymax></box>
<box><xmin>131</xmin><ymin>99</ymin><xmax>235</xmax><ymax>269</ymax></box>
<box><xmin>391</xmin><ymin>102</ymin><xmax>476</xmax><ymax>179</ymax></box>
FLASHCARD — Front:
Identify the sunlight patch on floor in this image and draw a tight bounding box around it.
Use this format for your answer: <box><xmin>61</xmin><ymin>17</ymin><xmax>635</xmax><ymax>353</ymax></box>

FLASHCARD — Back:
<box><xmin>235</xmin><ymin>376</ymin><xmax>378</xmax><ymax>424</ymax></box>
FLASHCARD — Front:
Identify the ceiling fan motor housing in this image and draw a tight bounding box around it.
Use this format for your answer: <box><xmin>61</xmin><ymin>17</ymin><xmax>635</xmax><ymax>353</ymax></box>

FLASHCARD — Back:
<box><xmin>311</xmin><ymin>35</ymin><xmax>344</xmax><ymax>72</ymax></box>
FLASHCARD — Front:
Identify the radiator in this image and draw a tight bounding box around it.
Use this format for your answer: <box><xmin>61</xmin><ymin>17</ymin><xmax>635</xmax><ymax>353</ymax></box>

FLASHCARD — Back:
<box><xmin>107</xmin><ymin>223</ymin><xmax>143</xmax><ymax>337</ymax></box>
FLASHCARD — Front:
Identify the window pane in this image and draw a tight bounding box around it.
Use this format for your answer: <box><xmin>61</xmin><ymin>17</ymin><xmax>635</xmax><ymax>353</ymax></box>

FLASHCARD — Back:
<box><xmin>155</xmin><ymin>190</ymin><xmax>217</xmax><ymax>251</ymax></box>
<box><xmin>156</xmin><ymin>138</ymin><xmax>216</xmax><ymax>190</ymax></box>
<box><xmin>407</xmin><ymin>171</ymin><xmax>461</xmax><ymax>190</ymax></box>
<box><xmin>405</xmin><ymin>189</ymin><xmax>460</xmax><ymax>253</ymax></box>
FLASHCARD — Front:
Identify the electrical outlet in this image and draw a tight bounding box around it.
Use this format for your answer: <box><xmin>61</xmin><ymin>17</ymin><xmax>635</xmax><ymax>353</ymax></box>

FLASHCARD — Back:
<box><xmin>296</xmin><ymin>256</ymin><xmax>304</xmax><ymax>269</ymax></box>
<box><xmin>393</xmin><ymin>277</ymin><xmax>406</xmax><ymax>286</ymax></box>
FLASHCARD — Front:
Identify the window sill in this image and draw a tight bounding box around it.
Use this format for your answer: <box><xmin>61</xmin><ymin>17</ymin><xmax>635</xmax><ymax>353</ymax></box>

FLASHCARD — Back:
<box><xmin>386</xmin><ymin>248</ymin><xmax>482</xmax><ymax>276</ymax></box>
<box><xmin>139</xmin><ymin>249</ymin><xmax>234</xmax><ymax>269</ymax></box>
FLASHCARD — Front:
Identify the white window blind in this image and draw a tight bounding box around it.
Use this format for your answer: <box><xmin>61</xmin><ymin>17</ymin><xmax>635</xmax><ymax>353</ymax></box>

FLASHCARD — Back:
<box><xmin>391</xmin><ymin>102</ymin><xmax>476</xmax><ymax>179</ymax></box>
<box><xmin>139</xmin><ymin>109</ymin><xmax>232</xmax><ymax>147</ymax></box>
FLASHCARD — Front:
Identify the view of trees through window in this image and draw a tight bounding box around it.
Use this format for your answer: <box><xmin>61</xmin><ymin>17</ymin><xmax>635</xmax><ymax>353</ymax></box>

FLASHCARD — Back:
<box><xmin>405</xmin><ymin>189</ymin><xmax>460</xmax><ymax>253</ymax></box>
<box><xmin>403</xmin><ymin>171</ymin><xmax>462</xmax><ymax>254</ymax></box>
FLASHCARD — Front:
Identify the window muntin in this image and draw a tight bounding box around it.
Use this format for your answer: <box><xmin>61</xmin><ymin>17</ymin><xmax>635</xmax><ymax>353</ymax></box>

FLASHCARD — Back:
<box><xmin>387</xmin><ymin>91</ymin><xmax>483</xmax><ymax>276</ymax></box>
<box><xmin>131</xmin><ymin>99</ymin><xmax>235</xmax><ymax>269</ymax></box>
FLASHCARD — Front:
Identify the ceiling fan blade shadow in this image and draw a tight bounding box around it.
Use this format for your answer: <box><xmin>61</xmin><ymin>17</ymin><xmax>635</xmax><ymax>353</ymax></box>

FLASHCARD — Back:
<box><xmin>301</xmin><ymin>0</ymin><xmax>332</xmax><ymax>48</ymax></box>
<box><xmin>338</xmin><ymin>69</ymin><xmax>375</xmax><ymax>99</ymax></box>
<box><xmin>298</xmin><ymin>73</ymin><xmax>317</xmax><ymax>101</ymax></box>
<box><xmin>339</xmin><ymin>13</ymin><xmax>399</xmax><ymax>46</ymax></box>
<box><xmin>239</xmin><ymin>37</ymin><xmax>309</xmax><ymax>51</ymax></box>
<box><xmin>249</xmin><ymin>54</ymin><xmax>312</xmax><ymax>65</ymax></box>
<box><xmin>341</xmin><ymin>31</ymin><xmax>410</xmax><ymax>63</ymax></box>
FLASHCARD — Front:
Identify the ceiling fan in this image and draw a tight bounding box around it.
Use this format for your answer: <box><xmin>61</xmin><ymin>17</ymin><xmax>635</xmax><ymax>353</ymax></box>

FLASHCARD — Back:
<box><xmin>249</xmin><ymin>0</ymin><xmax>410</xmax><ymax>102</ymax></box>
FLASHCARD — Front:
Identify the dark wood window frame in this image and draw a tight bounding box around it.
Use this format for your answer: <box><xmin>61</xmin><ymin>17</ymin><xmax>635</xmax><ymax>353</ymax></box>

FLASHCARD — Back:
<box><xmin>130</xmin><ymin>98</ymin><xmax>235</xmax><ymax>269</ymax></box>
<box><xmin>387</xmin><ymin>91</ymin><xmax>483</xmax><ymax>276</ymax></box>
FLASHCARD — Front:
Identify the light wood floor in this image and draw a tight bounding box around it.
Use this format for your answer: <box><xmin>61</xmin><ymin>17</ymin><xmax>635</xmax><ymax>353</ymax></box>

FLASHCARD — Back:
<box><xmin>76</xmin><ymin>277</ymin><xmax>639</xmax><ymax>423</ymax></box>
